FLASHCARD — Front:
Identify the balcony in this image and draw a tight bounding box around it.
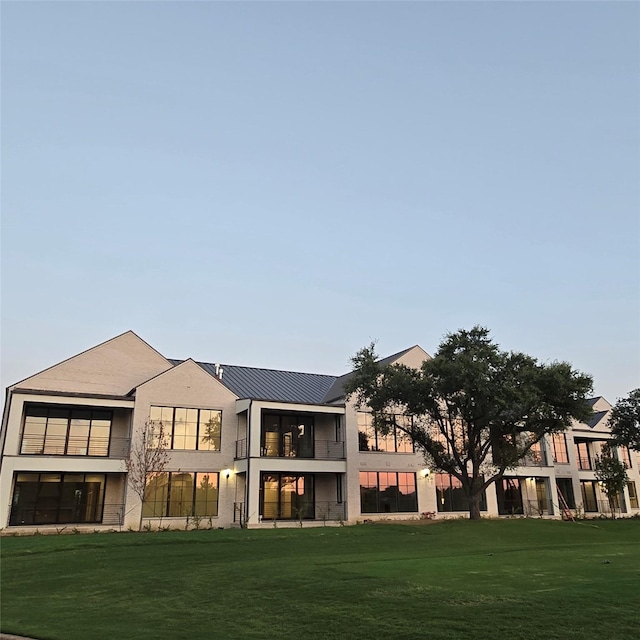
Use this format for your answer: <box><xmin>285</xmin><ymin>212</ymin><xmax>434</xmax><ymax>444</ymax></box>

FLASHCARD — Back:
<box><xmin>9</xmin><ymin>502</ymin><xmax>125</xmax><ymax>527</ymax></box>
<box><xmin>234</xmin><ymin>439</ymin><xmax>345</xmax><ymax>460</ymax></box>
<box><xmin>260</xmin><ymin>500</ymin><xmax>346</xmax><ymax>522</ymax></box>
<box><xmin>20</xmin><ymin>435</ymin><xmax>130</xmax><ymax>459</ymax></box>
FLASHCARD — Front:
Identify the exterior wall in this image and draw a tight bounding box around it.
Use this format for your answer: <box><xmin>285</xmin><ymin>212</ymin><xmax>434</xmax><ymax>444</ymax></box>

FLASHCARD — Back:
<box><xmin>128</xmin><ymin>359</ymin><xmax>239</xmax><ymax>530</ymax></box>
<box><xmin>11</xmin><ymin>331</ymin><xmax>172</xmax><ymax>396</ymax></box>
<box><xmin>2</xmin><ymin>333</ymin><xmax>638</xmax><ymax>531</ymax></box>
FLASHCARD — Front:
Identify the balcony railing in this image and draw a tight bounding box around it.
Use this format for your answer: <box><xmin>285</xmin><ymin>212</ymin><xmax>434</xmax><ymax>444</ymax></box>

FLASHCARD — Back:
<box><xmin>20</xmin><ymin>435</ymin><xmax>130</xmax><ymax>458</ymax></box>
<box><xmin>235</xmin><ymin>439</ymin><xmax>247</xmax><ymax>459</ymax></box>
<box><xmin>577</xmin><ymin>456</ymin><xmax>592</xmax><ymax>470</ymax></box>
<box><xmin>260</xmin><ymin>500</ymin><xmax>346</xmax><ymax>522</ymax></box>
<box><xmin>234</xmin><ymin>439</ymin><xmax>345</xmax><ymax>460</ymax></box>
<box><xmin>523</xmin><ymin>450</ymin><xmax>549</xmax><ymax>467</ymax></box>
<box><xmin>9</xmin><ymin>502</ymin><xmax>125</xmax><ymax>527</ymax></box>
<box><xmin>523</xmin><ymin>499</ymin><xmax>551</xmax><ymax>517</ymax></box>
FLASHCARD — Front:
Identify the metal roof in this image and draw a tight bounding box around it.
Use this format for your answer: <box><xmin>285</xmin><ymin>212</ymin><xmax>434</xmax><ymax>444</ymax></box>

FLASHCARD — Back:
<box><xmin>170</xmin><ymin>359</ymin><xmax>337</xmax><ymax>404</ymax></box>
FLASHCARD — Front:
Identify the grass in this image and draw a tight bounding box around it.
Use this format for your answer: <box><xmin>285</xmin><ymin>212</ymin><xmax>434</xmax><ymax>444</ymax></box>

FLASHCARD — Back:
<box><xmin>1</xmin><ymin>519</ymin><xmax>639</xmax><ymax>640</ymax></box>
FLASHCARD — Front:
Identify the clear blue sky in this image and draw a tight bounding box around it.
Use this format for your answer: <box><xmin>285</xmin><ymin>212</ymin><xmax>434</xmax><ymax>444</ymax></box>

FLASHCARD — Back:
<box><xmin>2</xmin><ymin>1</ymin><xmax>639</xmax><ymax>402</ymax></box>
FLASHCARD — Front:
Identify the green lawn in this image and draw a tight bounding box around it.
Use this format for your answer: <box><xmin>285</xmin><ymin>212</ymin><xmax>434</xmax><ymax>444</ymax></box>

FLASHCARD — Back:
<box><xmin>1</xmin><ymin>519</ymin><xmax>639</xmax><ymax>640</ymax></box>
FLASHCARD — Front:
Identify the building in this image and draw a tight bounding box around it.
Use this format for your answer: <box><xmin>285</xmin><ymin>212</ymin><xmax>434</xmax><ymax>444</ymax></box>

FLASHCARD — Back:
<box><xmin>1</xmin><ymin>331</ymin><xmax>638</xmax><ymax>531</ymax></box>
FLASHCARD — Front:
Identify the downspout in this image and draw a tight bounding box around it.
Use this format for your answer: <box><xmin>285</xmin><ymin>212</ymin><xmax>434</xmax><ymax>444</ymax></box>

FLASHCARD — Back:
<box><xmin>245</xmin><ymin>399</ymin><xmax>252</xmax><ymax>527</ymax></box>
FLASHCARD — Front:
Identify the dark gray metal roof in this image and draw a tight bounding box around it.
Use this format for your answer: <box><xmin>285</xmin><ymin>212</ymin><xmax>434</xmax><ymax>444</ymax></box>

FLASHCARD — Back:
<box><xmin>587</xmin><ymin>410</ymin><xmax>609</xmax><ymax>429</ymax></box>
<box><xmin>321</xmin><ymin>346</ymin><xmax>415</xmax><ymax>403</ymax></box>
<box><xmin>169</xmin><ymin>359</ymin><xmax>337</xmax><ymax>404</ymax></box>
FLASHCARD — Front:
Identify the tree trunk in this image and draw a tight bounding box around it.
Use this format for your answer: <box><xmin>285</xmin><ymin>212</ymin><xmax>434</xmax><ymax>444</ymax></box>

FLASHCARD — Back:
<box><xmin>468</xmin><ymin>492</ymin><xmax>482</xmax><ymax>521</ymax></box>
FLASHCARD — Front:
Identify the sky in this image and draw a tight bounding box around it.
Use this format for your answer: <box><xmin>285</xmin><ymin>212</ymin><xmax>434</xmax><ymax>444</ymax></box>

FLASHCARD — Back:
<box><xmin>2</xmin><ymin>1</ymin><xmax>639</xmax><ymax>402</ymax></box>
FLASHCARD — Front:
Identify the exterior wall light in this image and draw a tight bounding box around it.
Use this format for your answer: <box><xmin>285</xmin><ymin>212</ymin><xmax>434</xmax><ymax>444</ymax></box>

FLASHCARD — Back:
<box><xmin>222</xmin><ymin>468</ymin><xmax>232</xmax><ymax>479</ymax></box>
<box><xmin>420</xmin><ymin>468</ymin><xmax>431</xmax><ymax>479</ymax></box>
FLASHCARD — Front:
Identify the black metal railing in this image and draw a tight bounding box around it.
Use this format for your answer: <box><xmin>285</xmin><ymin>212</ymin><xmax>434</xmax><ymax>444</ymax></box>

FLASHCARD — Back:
<box><xmin>259</xmin><ymin>440</ymin><xmax>345</xmax><ymax>460</ymax></box>
<box><xmin>523</xmin><ymin>499</ymin><xmax>551</xmax><ymax>517</ymax></box>
<box><xmin>523</xmin><ymin>450</ymin><xmax>549</xmax><ymax>467</ymax></box>
<box><xmin>233</xmin><ymin>502</ymin><xmax>245</xmax><ymax>525</ymax></box>
<box><xmin>261</xmin><ymin>500</ymin><xmax>346</xmax><ymax>522</ymax></box>
<box><xmin>235</xmin><ymin>439</ymin><xmax>247</xmax><ymax>459</ymax></box>
<box><xmin>9</xmin><ymin>502</ymin><xmax>125</xmax><ymax>527</ymax></box>
<box><xmin>20</xmin><ymin>435</ymin><xmax>130</xmax><ymax>458</ymax></box>
<box><xmin>577</xmin><ymin>456</ymin><xmax>592</xmax><ymax>470</ymax></box>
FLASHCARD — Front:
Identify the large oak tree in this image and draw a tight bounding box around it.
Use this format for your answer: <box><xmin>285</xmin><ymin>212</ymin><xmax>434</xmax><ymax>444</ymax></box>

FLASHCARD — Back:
<box><xmin>344</xmin><ymin>327</ymin><xmax>594</xmax><ymax>520</ymax></box>
<box><xmin>608</xmin><ymin>388</ymin><xmax>640</xmax><ymax>452</ymax></box>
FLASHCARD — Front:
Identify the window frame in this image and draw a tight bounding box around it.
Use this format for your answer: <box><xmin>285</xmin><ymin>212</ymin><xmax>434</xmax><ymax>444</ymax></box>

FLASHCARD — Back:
<box><xmin>142</xmin><ymin>471</ymin><xmax>219</xmax><ymax>518</ymax></box>
<box><xmin>357</xmin><ymin>412</ymin><xmax>415</xmax><ymax>454</ymax></box>
<box><xmin>149</xmin><ymin>406</ymin><xmax>222</xmax><ymax>451</ymax></box>
<box><xmin>20</xmin><ymin>405</ymin><xmax>113</xmax><ymax>457</ymax></box>
<box><xmin>359</xmin><ymin>471</ymin><xmax>418</xmax><ymax>514</ymax></box>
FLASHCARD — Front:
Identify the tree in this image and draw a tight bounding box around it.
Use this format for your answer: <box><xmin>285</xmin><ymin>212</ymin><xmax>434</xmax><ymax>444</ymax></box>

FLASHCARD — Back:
<box><xmin>344</xmin><ymin>326</ymin><xmax>594</xmax><ymax>520</ymax></box>
<box><xmin>126</xmin><ymin>420</ymin><xmax>170</xmax><ymax>531</ymax></box>
<box><xmin>594</xmin><ymin>445</ymin><xmax>629</xmax><ymax>518</ymax></box>
<box><xmin>609</xmin><ymin>389</ymin><xmax>640</xmax><ymax>452</ymax></box>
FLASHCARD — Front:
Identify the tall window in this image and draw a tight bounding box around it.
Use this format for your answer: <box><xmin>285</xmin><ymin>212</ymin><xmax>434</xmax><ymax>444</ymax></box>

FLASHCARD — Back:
<box><xmin>142</xmin><ymin>472</ymin><xmax>219</xmax><ymax>518</ymax></box>
<box><xmin>627</xmin><ymin>482</ymin><xmax>639</xmax><ymax>509</ymax></box>
<box><xmin>359</xmin><ymin>472</ymin><xmax>417</xmax><ymax>513</ymax></box>
<box><xmin>358</xmin><ymin>413</ymin><xmax>414</xmax><ymax>453</ymax></box>
<box><xmin>10</xmin><ymin>472</ymin><xmax>106</xmax><ymax>525</ymax></box>
<box><xmin>21</xmin><ymin>406</ymin><xmax>112</xmax><ymax>456</ymax></box>
<box><xmin>497</xmin><ymin>478</ymin><xmax>524</xmax><ymax>515</ymax></box>
<box><xmin>580</xmin><ymin>480</ymin><xmax>598</xmax><ymax>512</ymax></box>
<box><xmin>556</xmin><ymin>478</ymin><xmax>576</xmax><ymax>509</ymax></box>
<box><xmin>619</xmin><ymin>447</ymin><xmax>632</xmax><ymax>469</ymax></box>
<box><xmin>551</xmin><ymin>434</ymin><xmax>569</xmax><ymax>464</ymax></box>
<box><xmin>261</xmin><ymin>413</ymin><xmax>314</xmax><ymax>458</ymax></box>
<box><xmin>575</xmin><ymin>441</ymin><xmax>591</xmax><ymax>470</ymax></box>
<box><xmin>261</xmin><ymin>473</ymin><xmax>314</xmax><ymax>520</ymax></box>
<box><xmin>149</xmin><ymin>407</ymin><xmax>221</xmax><ymax>451</ymax></box>
<box><xmin>435</xmin><ymin>474</ymin><xmax>487</xmax><ymax>512</ymax></box>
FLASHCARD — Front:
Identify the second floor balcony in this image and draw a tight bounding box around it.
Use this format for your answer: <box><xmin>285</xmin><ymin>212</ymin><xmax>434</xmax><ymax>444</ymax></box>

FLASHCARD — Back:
<box><xmin>234</xmin><ymin>437</ymin><xmax>345</xmax><ymax>460</ymax></box>
<box><xmin>20</xmin><ymin>434</ymin><xmax>131</xmax><ymax>459</ymax></box>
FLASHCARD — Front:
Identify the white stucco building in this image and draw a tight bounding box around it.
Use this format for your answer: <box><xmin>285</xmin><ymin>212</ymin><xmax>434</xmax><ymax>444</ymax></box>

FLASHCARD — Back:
<box><xmin>1</xmin><ymin>331</ymin><xmax>638</xmax><ymax>531</ymax></box>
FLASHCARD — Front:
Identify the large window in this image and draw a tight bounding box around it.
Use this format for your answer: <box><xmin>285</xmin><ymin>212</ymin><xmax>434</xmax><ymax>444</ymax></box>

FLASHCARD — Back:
<box><xmin>575</xmin><ymin>441</ymin><xmax>592</xmax><ymax>470</ymax></box>
<box><xmin>435</xmin><ymin>474</ymin><xmax>487</xmax><ymax>512</ymax></box>
<box><xmin>619</xmin><ymin>447</ymin><xmax>632</xmax><ymax>469</ymax></box>
<box><xmin>497</xmin><ymin>478</ymin><xmax>524</xmax><ymax>515</ymax></box>
<box><xmin>627</xmin><ymin>482</ymin><xmax>639</xmax><ymax>509</ymax></box>
<box><xmin>149</xmin><ymin>407</ymin><xmax>221</xmax><ymax>451</ymax></box>
<box><xmin>142</xmin><ymin>472</ymin><xmax>219</xmax><ymax>518</ymax></box>
<box><xmin>20</xmin><ymin>406</ymin><xmax>112</xmax><ymax>456</ymax></box>
<box><xmin>580</xmin><ymin>480</ymin><xmax>598</xmax><ymax>512</ymax></box>
<box><xmin>551</xmin><ymin>434</ymin><xmax>569</xmax><ymax>464</ymax></box>
<box><xmin>358</xmin><ymin>413</ymin><xmax>414</xmax><ymax>453</ymax></box>
<box><xmin>359</xmin><ymin>472</ymin><xmax>417</xmax><ymax>513</ymax></box>
<box><xmin>261</xmin><ymin>413</ymin><xmax>314</xmax><ymax>458</ymax></box>
<box><xmin>261</xmin><ymin>473</ymin><xmax>314</xmax><ymax>520</ymax></box>
<box><xmin>10</xmin><ymin>472</ymin><xmax>106</xmax><ymax>525</ymax></box>
<box><xmin>556</xmin><ymin>478</ymin><xmax>576</xmax><ymax>509</ymax></box>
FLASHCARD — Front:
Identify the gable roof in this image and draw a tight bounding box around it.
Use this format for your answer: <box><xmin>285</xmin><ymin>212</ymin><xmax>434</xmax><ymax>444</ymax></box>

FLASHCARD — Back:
<box><xmin>170</xmin><ymin>360</ymin><xmax>337</xmax><ymax>404</ymax></box>
<box><xmin>322</xmin><ymin>346</ymin><xmax>417</xmax><ymax>403</ymax></box>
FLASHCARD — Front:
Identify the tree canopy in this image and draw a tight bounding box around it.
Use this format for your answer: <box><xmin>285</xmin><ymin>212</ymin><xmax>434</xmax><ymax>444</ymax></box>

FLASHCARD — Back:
<box><xmin>344</xmin><ymin>326</ymin><xmax>594</xmax><ymax>519</ymax></box>
<box><xmin>609</xmin><ymin>388</ymin><xmax>640</xmax><ymax>452</ymax></box>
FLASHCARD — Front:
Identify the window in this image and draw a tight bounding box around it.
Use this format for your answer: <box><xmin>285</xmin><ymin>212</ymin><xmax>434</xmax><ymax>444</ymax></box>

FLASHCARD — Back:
<box><xmin>10</xmin><ymin>472</ymin><xmax>106</xmax><ymax>525</ymax></box>
<box><xmin>261</xmin><ymin>413</ymin><xmax>314</xmax><ymax>458</ymax></box>
<box><xmin>359</xmin><ymin>472</ymin><xmax>418</xmax><ymax>513</ymax></box>
<box><xmin>619</xmin><ymin>447</ymin><xmax>632</xmax><ymax>469</ymax></box>
<box><xmin>497</xmin><ymin>478</ymin><xmax>524</xmax><ymax>515</ymax></box>
<box><xmin>435</xmin><ymin>473</ymin><xmax>487</xmax><ymax>512</ymax></box>
<box><xmin>551</xmin><ymin>434</ymin><xmax>569</xmax><ymax>464</ymax></box>
<box><xmin>556</xmin><ymin>478</ymin><xmax>576</xmax><ymax>509</ymax></box>
<box><xmin>580</xmin><ymin>480</ymin><xmax>598</xmax><ymax>512</ymax></box>
<box><xmin>627</xmin><ymin>482</ymin><xmax>639</xmax><ymax>509</ymax></box>
<box><xmin>142</xmin><ymin>472</ymin><xmax>218</xmax><ymax>518</ymax></box>
<box><xmin>357</xmin><ymin>413</ymin><xmax>414</xmax><ymax>453</ymax></box>
<box><xmin>260</xmin><ymin>473</ymin><xmax>314</xmax><ymax>520</ymax></box>
<box><xmin>20</xmin><ymin>406</ymin><xmax>112</xmax><ymax>456</ymax></box>
<box><xmin>575</xmin><ymin>441</ymin><xmax>591</xmax><ymax>470</ymax></box>
<box><xmin>149</xmin><ymin>406</ymin><xmax>221</xmax><ymax>451</ymax></box>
